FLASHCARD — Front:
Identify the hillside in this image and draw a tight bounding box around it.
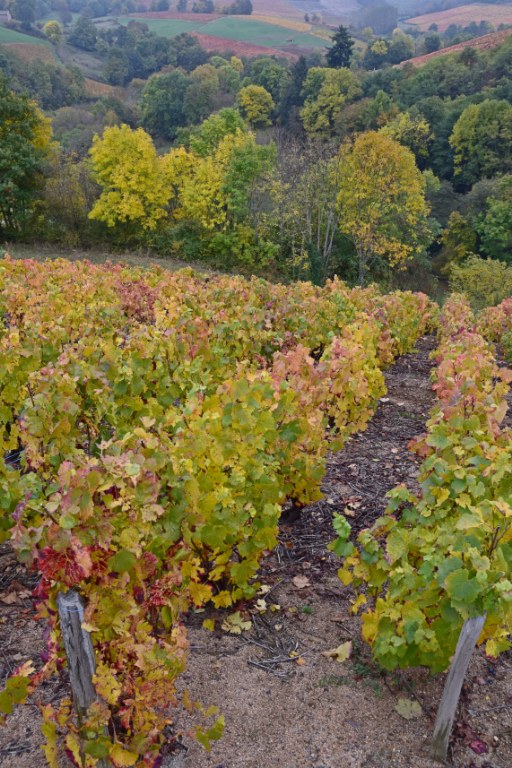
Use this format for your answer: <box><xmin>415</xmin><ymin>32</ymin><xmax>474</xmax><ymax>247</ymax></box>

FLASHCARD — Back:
<box><xmin>399</xmin><ymin>27</ymin><xmax>512</xmax><ymax>66</ymax></box>
<box><xmin>405</xmin><ymin>3</ymin><xmax>512</xmax><ymax>32</ymax></box>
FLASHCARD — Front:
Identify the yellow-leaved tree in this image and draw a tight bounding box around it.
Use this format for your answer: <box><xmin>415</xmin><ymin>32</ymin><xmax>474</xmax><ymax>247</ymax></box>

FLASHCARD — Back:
<box><xmin>166</xmin><ymin>125</ymin><xmax>276</xmax><ymax>265</ymax></box>
<box><xmin>89</xmin><ymin>124</ymin><xmax>172</xmax><ymax>230</ymax></box>
<box><xmin>237</xmin><ymin>85</ymin><xmax>275</xmax><ymax>127</ymax></box>
<box><xmin>336</xmin><ymin>131</ymin><xmax>431</xmax><ymax>285</ymax></box>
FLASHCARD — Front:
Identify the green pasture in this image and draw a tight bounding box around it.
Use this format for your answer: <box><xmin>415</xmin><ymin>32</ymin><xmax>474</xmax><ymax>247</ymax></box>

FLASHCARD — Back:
<box><xmin>0</xmin><ymin>25</ymin><xmax>52</xmax><ymax>45</ymax></box>
<box><xmin>123</xmin><ymin>15</ymin><xmax>327</xmax><ymax>50</ymax></box>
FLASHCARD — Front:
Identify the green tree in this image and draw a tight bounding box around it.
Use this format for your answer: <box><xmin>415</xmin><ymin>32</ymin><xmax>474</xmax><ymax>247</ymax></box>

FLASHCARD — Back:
<box><xmin>475</xmin><ymin>175</ymin><xmax>512</xmax><ymax>262</ymax></box>
<box><xmin>89</xmin><ymin>124</ymin><xmax>173</xmax><ymax>231</ymax></box>
<box><xmin>450</xmin><ymin>99</ymin><xmax>512</xmax><ymax>187</ymax></box>
<box><xmin>424</xmin><ymin>32</ymin><xmax>441</xmax><ymax>53</ymax></box>
<box><xmin>237</xmin><ymin>84</ymin><xmax>275</xmax><ymax>127</ymax></box>
<box><xmin>0</xmin><ymin>76</ymin><xmax>52</xmax><ymax>234</ymax></box>
<box><xmin>140</xmin><ymin>70</ymin><xmax>189</xmax><ymax>140</ymax></box>
<box><xmin>336</xmin><ymin>131</ymin><xmax>431</xmax><ymax>285</ymax></box>
<box><xmin>326</xmin><ymin>25</ymin><xmax>354</xmax><ymax>69</ymax></box>
<box><xmin>435</xmin><ymin>211</ymin><xmax>477</xmax><ymax>274</ymax></box>
<box><xmin>183</xmin><ymin>64</ymin><xmax>220</xmax><ymax>124</ymax></box>
<box><xmin>68</xmin><ymin>16</ymin><xmax>98</xmax><ymax>51</ymax></box>
<box><xmin>10</xmin><ymin>0</ymin><xmax>35</xmax><ymax>26</ymax></box>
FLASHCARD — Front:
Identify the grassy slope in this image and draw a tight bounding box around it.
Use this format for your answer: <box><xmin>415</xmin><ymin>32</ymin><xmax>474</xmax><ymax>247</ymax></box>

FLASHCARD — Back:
<box><xmin>0</xmin><ymin>25</ymin><xmax>52</xmax><ymax>46</ymax></box>
<box><xmin>122</xmin><ymin>14</ymin><xmax>326</xmax><ymax>50</ymax></box>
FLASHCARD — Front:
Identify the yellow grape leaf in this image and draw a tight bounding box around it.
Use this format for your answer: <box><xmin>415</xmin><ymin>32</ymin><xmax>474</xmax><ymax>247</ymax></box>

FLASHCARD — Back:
<box><xmin>202</xmin><ymin>619</ymin><xmax>215</xmax><ymax>631</ymax></box>
<box><xmin>110</xmin><ymin>743</ymin><xmax>139</xmax><ymax>767</ymax></box>
<box><xmin>351</xmin><ymin>594</ymin><xmax>367</xmax><ymax>614</ymax></box>
<box><xmin>322</xmin><ymin>641</ymin><xmax>352</xmax><ymax>662</ymax></box>
<box><xmin>221</xmin><ymin>611</ymin><xmax>252</xmax><ymax>635</ymax></box>
<box><xmin>65</xmin><ymin>734</ymin><xmax>82</xmax><ymax>767</ymax></box>
<box><xmin>212</xmin><ymin>591</ymin><xmax>233</xmax><ymax>608</ymax></box>
<box><xmin>189</xmin><ymin>581</ymin><xmax>212</xmax><ymax>607</ymax></box>
<box><xmin>395</xmin><ymin>698</ymin><xmax>422</xmax><ymax>720</ymax></box>
<box><xmin>93</xmin><ymin>664</ymin><xmax>122</xmax><ymax>707</ymax></box>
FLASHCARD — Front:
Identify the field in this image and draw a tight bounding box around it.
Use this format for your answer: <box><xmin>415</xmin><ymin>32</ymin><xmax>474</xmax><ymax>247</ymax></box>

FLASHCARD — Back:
<box><xmin>401</xmin><ymin>28</ymin><xmax>512</xmax><ymax>67</ymax></box>
<box><xmin>405</xmin><ymin>2</ymin><xmax>512</xmax><ymax>32</ymax></box>
<box><xmin>122</xmin><ymin>13</ymin><xmax>328</xmax><ymax>53</ymax></box>
<box><xmin>0</xmin><ymin>40</ymin><xmax>56</xmax><ymax>63</ymax></box>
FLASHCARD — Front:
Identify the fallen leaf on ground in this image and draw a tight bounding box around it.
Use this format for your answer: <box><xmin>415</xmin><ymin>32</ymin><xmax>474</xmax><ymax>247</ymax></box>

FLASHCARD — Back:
<box><xmin>395</xmin><ymin>698</ymin><xmax>422</xmax><ymax>720</ymax></box>
<box><xmin>322</xmin><ymin>641</ymin><xmax>352</xmax><ymax>662</ymax></box>
<box><xmin>292</xmin><ymin>575</ymin><xmax>310</xmax><ymax>589</ymax></box>
<box><xmin>221</xmin><ymin>611</ymin><xmax>252</xmax><ymax>635</ymax></box>
<box><xmin>469</xmin><ymin>739</ymin><xmax>488</xmax><ymax>754</ymax></box>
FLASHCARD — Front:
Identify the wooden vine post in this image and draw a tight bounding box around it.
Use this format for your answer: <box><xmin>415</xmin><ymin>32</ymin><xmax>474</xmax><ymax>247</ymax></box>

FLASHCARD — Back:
<box><xmin>57</xmin><ymin>590</ymin><xmax>110</xmax><ymax>767</ymax></box>
<box><xmin>431</xmin><ymin>613</ymin><xmax>486</xmax><ymax>763</ymax></box>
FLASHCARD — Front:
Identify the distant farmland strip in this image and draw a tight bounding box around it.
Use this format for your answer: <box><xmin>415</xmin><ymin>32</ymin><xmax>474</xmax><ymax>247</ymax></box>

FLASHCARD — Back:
<box><xmin>250</xmin><ymin>15</ymin><xmax>312</xmax><ymax>32</ymax></box>
<box><xmin>405</xmin><ymin>3</ymin><xmax>512</xmax><ymax>32</ymax></box>
<box><xmin>124</xmin><ymin>13</ymin><xmax>327</xmax><ymax>52</ymax></box>
<box><xmin>1</xmin><ymin>41</ymin><xmax>56</xmax><ymax>62</ymax></box>
<box><xmin>191</xmin><ymin>31</ymin><xmax>295</xmax><ymax>58</ymax></box>
<box><xmin>399</xmin><ymin>28</ymin><xmax>512</xmax><ymax>67</ymax></box>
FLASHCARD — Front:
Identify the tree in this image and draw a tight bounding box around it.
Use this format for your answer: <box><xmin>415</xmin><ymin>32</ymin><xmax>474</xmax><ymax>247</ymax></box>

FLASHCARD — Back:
<box><xmin>177</xmin><ymin>0</ymin><xmax>187</xmax><ymax>9</ymax></box>
<box><xmin>335</xmin><ymin>131</ymin><xmax>431</xmax><ymax>285</ymax></box>
<box><xmin>140</xmin><ymin>70</ymin><xmax>189</xmax><ymax>140</ymax></box>
<box><xmin>68</xmin><ymin>16</ymin><xmax>97</xmax><ymax>51</ymax></box>
<box><xmin>326</xmin><ymin>25</ymin><xmax>354</xmax><ymax>69</ymax></box>
<box><xmin>183</xmin><ymin>64</ymin><xmax>220</xmax><ymax>124</ymax></box>
<box><xmin>450</xmin><ymin>99</ymin><xmax>512</xmax><ymax>188</ymax></box>
<box><xmin>435</xmin><ymin>211</ymin><xmax>477</xmax><ymax>273</ymax></box>
<box><xmin>424</xmin><ymin>32</ymin><xmax>441</xmax><ymax>53</ymax></box>
<box><xmin>475</xmin><ymin>175</ymin><xmax>512</xmax><ymax>263</ymax></box>
<box><xmin>10</xmin><ymin>0</ymin><xmax>35</xmax><ymax>26</ymax></box>
<box><xmin>379</xmin><ymin>111</ymin><xmax>432</xmax><ymax>167</ymax></box>
<box><xmin>88</xmin><ymin>124</ymin><xmax>173</xmax><ymax>230</ymax></box>
<box><xmin>237</xmin><ymin>84</ymin><xmax>274</xmax><ymax>127</ymax></box>
<box><xmin>0</xmin><ymin>76</ymin><xmax>52</xmax><ymax>234</ymax></box>
<box><xmin>300</xmin><ymin>67</ymin><xmax>362</xmax><ymax>136</ymax></box>
<box><xmin>43</xmin><ymin>20</ymin><xmax>63</xmax><ymax>46</ymax></box>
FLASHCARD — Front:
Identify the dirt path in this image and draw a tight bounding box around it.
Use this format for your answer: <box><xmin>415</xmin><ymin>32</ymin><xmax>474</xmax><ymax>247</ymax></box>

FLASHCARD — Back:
<box><xmin>0</xmin><ymin>336</ymin><xmax>510</xmax><ymax>768</ymax></box>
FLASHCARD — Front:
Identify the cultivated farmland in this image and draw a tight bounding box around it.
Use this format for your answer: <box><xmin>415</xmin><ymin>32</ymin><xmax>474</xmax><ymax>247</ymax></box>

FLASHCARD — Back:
<box><xmin>400</xmin><ymin>28</ymin><xmax>512</xmax><ymax>67</ymax></box>
<box><xmin>121</xmin><ymin>13</ymin><xmax>328</xmax><ymax>54</ymax></box>
<box><xmin>405</xmin><ymin>3</ymin><xmax>512</xmax><ymax>32</ymax></box>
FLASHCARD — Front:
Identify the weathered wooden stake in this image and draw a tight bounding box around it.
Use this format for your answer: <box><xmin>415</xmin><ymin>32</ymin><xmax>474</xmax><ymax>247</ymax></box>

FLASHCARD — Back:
<box><xmin>57</xmin><ymin>590</ymin><xmax>97</xmax><ymax>720</ymax></box>
<box><xmin>57</xmin><ymin>590</ymin><xmax>111</xmax><ymax>766</ymax></box>
<box><xmin>431</xmin><ymin>613</ymin><xmax>486</xmax><ymax>763</ymax></box>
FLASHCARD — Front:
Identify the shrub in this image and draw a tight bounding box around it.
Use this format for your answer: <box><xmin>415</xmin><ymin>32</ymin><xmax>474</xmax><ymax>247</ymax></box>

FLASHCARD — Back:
<box><xmin>449</xmin><ymin>255</ymin><xmax>512</xmax><ymax>309</ymax></box>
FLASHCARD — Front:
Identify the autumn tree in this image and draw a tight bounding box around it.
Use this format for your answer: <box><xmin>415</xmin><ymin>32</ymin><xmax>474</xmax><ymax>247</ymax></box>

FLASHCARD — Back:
<box><xmin>335</xmin><ymin>131</ymin><xmax>431</xmax><ymax>285</ymax></box>
<box><xmin>326</xmin><ymin>25</ymin><xmax>354</xmax><ymax>69</ymax></box>
<box><xmin>167</xmin><ymin>126</ymin><xmax>275</xmax><ymax>265</ymax></box>
<box><xmin>43</xmin><ymin>20</ymin><xmax>63</xmax><ymax>46</ymax></box>
<box><xmin>237</xmin><ymin>84</ymin><xmax>275</xmax><ymax>127</ymax></box>
<box><xmin>300</xmin><ymin>67</ymin><xmax>361</xmax><ymax>136</ymax></box>
<box><xmin>89</xmin><ymin>124</ymin><xmax>172</xmax><ymax>231</ymax></box>
<box><xmin>0</xmin><ymin>76</ymin><xmax>53</xmax><ymax>235</ymax></box>
<box><xmin>379</xmin><ymin>111</ymin><xmax>432</xmax><ymax>167</ymax></box>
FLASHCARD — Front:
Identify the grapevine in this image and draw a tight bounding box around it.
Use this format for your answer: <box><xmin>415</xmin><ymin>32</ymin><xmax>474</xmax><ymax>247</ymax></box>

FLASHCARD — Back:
<box><xmin>0</xmin><ymin>256</ymin><xmax>436</xmax><ymax>765</ymax></box>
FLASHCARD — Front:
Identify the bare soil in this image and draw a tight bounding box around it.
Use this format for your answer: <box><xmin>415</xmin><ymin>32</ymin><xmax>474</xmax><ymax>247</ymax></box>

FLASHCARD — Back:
<box><xmin>0</xmin><ymin>337</ymin><xmax>511</xmax><ymax>768</ymax></box>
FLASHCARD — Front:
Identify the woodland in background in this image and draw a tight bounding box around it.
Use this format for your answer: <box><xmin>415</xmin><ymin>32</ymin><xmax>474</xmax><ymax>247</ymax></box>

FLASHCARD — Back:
<box><xmin>0</xmin><ymin>10</ymin><xmax>511</xmax><ymax>297</ymax></box>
